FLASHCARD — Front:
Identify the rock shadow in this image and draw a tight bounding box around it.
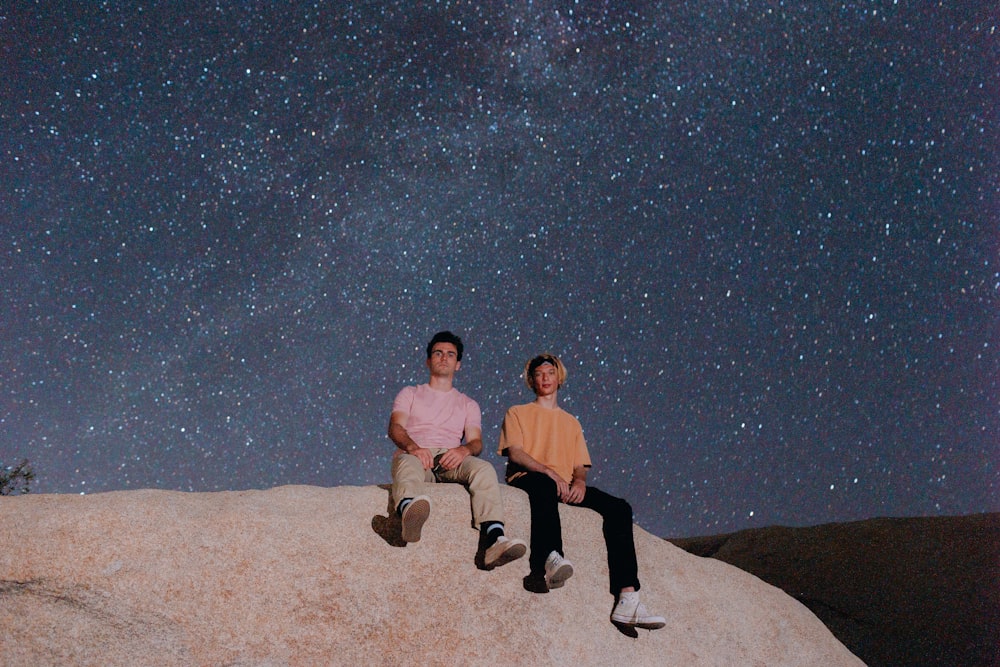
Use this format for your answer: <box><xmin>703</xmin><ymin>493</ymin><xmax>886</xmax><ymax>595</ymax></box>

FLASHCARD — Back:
<box><xmin>371</xmin><ymin>484</ymin><xmax>406</xmax><ymax>547</ymax></box>
<box><xmin>611</xmin><ymin>621</ymin><xmax>640</xmax><ymax>639</ymax></box>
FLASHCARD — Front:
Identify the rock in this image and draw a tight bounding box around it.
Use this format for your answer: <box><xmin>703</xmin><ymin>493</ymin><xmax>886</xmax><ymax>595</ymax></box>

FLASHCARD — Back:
<box><xmin>669</xmin><ymin>514</ymin><xmax>1000</xmax><ymax>667</ymax></box>
<box><xmin>1</xmin><ymin>485</ymin><xmax>862</xmax><ymax>666</ymax></box>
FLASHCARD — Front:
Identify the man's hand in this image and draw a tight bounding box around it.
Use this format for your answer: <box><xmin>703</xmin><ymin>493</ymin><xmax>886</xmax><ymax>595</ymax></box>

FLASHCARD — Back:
<box><xmin>564</xmin><ymin>478</ymin><xmax>586</xmax><ymax>504</ymax></box>
<box><xmin>409</xmin><ymin>447</ymin><xmax>435</xmax><ymax>470</ymax></box>
<box><xmin>436</xmin><ymin>445</ymin><xmax>470</xmax><ymax>471</ymax></box>
<box><xmin>389</xmin><ymin>412</ymin><xmax>435</xmax><ymax>468</ymax></box>
<box><xmin>547</xmin><ymin>469</ymin><xmax>570</xmax><ymax>501</ymax></box>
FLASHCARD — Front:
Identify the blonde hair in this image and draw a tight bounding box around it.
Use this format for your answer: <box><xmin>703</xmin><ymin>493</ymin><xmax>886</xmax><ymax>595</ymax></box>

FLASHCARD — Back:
<box><xmin>523</xmin><ymin>353</ymin><xmax>568</xmax><ymax>390</ymax></box>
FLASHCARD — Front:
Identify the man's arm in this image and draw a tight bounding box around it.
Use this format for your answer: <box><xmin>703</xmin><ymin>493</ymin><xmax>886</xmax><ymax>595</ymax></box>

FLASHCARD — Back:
<box><xmin>463</xmin><ymin>426</ymin><xmax>483</xmax><ymax>456</ymax></box>
<box><xmin>564</xmin><ymin>464</ymin><xmax>588</xmax><ymax>504</ymax></box>
<box><xmin>388</xmin><ymin>411</ymin><xmax>434</xmax><ymax>469</ymax></box>
<box><xmin>506</xmin><ymin>444</ymin><xmax>571</xmax><ymax>501</ymax></box>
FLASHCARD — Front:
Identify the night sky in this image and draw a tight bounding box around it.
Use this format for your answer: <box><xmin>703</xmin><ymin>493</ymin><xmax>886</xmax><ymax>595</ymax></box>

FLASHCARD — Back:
<box><xmin>2</xmin><ymin>1</ymin><xmax>997</xmax><ymax>538</ymax></box>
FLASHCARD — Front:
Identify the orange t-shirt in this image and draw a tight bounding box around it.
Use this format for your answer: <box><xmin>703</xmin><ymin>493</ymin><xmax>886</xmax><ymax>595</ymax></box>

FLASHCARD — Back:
<box><xmin>498</xmin><ymin>402</ymin><xmax>592</xmax><ymax>484</ymax></box>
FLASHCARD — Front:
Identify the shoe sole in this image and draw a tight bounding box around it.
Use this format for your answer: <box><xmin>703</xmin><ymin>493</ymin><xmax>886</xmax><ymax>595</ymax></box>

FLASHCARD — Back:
<box><xmin>611</xmin><ymin>616</ymin><xmax>666</xmax><ymax>630</ymax></box>
<box><xmin>484</xmin><ymin>539</ymin><xmax>526</xmax><ymax>570</ymax></box>
<box><xmin>545</xmin><ymin>562</ymin><xmax>573</xmax><ymax>589</ymax></box>
<box><xmin>638</xmin><ymin>620</ymin><xmax>666</xmax><ymax>630</ymax></box>
<box><xmin>400</xmin><ymin>497</ymin><xmax>430</xmax><ymax>543</ymax></box>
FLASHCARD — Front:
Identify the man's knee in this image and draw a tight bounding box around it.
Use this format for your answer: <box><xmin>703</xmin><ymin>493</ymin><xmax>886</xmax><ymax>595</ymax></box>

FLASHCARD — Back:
<box><xmin>462</xmin><ymin>456</ymin><xmax>499</xmax><ymax>483</ymax></box>
<box><xmin>517</xmin><ymin>471</ymin><xmax>558</xmax><ymax>497</ymax></box>
<box><xmin>609</xmin><ymin>496</ymin><xmax>633</xmax><ymax>522</ymax></box>
<box><xmin>391</xmin><ymin>454</ymin><xmax>431</xmax><ymax>486</ymax></box>
<box><xmin>392</xmin><ymin>452</ymin><xmax>421</xmax><ymax>472</ymax></box>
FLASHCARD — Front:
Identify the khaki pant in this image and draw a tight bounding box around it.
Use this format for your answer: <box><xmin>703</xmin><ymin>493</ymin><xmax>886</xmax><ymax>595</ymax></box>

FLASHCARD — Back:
<box><xmin>391</xmin><ymin>449</ymin><xmax>504</xmax><ymax>528</ymax></box>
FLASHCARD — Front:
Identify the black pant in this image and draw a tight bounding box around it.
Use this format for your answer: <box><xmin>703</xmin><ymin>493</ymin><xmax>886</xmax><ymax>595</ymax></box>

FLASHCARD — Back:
<box><xmin>509</xmin><ymin>471</ymin><xmax>640</xmax><ymax>594</ymax></box>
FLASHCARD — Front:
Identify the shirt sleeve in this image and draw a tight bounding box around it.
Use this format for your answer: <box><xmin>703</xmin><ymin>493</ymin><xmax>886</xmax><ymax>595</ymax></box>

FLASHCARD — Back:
<box><xmin>498</xmin><ymin>407</ymin><xmax>521</xmax><ymax>454</ymax></box>
<box><xmin>391</xmin><ymin>386</ymin><xmax>415</xmax><ymax>415</ymax></box>
<box><xmin>573</xmin><ymin>417</ymin><xmax>592</xmax><ymax>468</ymax></box>
<box><xmin>464</xmin><ymin>396</ymin><xmax>482</xmax><ymax>433</ymax></box>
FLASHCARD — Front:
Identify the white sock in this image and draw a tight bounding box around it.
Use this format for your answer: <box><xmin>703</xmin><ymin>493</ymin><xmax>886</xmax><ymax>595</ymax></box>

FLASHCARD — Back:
<box><xmin>483</xmin><ymin>521</ymin><xmax>504</xmax><ymax>537</ymax></box>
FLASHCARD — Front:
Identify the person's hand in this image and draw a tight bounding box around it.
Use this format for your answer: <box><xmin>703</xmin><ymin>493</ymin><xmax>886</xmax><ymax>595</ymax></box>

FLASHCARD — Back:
<box><xmin>410</xmin><ymin>447</ymin><xmax>435</xmax><ymax>470</ymax></box>
<box><xmin>436</xmin><ymin>446</ymin><xmax>469</xmax><ymax>471</ymax></box>
<box><xmin>547</xmin><ymin>469</ymin><xmax>570</xmax><ymax>501</ymax></box>
<box><xmin>564</xmin><ymin>478</ymin><xmax>586</xmax><ymax>504</ymax></box>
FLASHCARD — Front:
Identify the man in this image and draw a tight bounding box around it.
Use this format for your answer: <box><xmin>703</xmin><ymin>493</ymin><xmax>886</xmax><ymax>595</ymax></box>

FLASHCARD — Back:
<box><xmin>388</xmin><ymin>331</ymin><xmax>526</xmax><ymax>569</ymax></box>
<box><xmin>499</xmin><ymin>353</ymin><xmax>666</xmax><ymax>630</ymax></box>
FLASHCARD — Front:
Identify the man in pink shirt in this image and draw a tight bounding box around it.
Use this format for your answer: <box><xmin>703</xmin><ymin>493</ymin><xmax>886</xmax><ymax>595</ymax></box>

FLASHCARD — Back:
<box><xmin>388</xmin><ymin>331</ymin><xmax>526</xmax><ymax>569</ymax></box>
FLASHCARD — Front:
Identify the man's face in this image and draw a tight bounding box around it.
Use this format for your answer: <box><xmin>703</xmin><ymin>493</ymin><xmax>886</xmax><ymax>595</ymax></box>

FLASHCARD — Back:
<box><xmin>427</xmin><ymin>342</ymin><xmax>461</xmax><ymax>377</ymax></box>
<box><xmin>531</xmin><ymin>363</ymin><xmax>558</xmax><ymax>397</ymax></box>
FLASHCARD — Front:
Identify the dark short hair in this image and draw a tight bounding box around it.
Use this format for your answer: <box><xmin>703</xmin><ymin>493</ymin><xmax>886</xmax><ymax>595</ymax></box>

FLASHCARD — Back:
<box><xmin>426</xmin><ymin>331</ymin><xmax>464</xmax><ymax>361</ymax></box>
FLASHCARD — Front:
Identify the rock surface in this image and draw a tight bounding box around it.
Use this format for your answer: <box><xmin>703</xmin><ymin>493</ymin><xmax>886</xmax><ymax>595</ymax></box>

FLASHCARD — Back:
<box><xmin>669</xmin><ymin>513</ymin><xmax>1000</xmax><ymax>667</ymax></box>
<box><xmin>1</xmin><ymin>485</ymin><xmax>862</xmax><ymax>666</ymax></box>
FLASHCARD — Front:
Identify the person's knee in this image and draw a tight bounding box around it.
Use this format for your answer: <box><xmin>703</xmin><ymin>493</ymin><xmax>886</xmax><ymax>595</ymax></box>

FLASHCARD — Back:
<box><xmin>511</xmin><ymin>472</ymin><xmax>555</xmax><ymax>497</ymax></box>
<box><xmin>391</xmin><ymin>453</ymin><xmax>425</xmax><ymax>481</ymax></box>
<box><xmin>529</xmin><ymin>472</ymin><xmax>558</xmax><ymax>497</ymax></box>
<box><xmin>464</xmin><ymin>456</ymin><xmax>494</xmax><ymax>474</ymax></box>
<box><xmin>462</xmin><ymin>457</ymin><xmax>499</xmax><ymax>485</ymax></box>
<box><xmin>610</xmin><ymin>496</ymin><xmax>633</xmax><ymax>522</ymax></box>
<box><xmin>392</xmin><ymin>453</ymin><xmax>420</xmax><ymax>470</ymax></box>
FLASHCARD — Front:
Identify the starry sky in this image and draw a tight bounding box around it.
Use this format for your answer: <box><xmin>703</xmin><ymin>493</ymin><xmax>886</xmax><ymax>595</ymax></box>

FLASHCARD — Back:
<box><xmin>2</xmin><ymin>1</ymin><xmax>997</xmax><ymax>538</ymax></box>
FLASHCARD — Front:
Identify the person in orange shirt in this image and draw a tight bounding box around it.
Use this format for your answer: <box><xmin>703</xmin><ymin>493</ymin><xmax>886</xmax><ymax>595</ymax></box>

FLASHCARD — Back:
<box><xmin>499</xmin><ymin>353</ymin><xmax>665</xmax><ymax>630</ymax></box>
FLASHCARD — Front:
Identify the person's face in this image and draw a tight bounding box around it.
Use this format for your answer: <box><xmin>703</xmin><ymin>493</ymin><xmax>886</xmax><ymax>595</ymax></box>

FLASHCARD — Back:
<box><xmin>427</xmin><ymin>342</ymin><xmax>461</xmax><ymax>377</ymax></box>
<box><xmin>531</xmin><ymin>363</ymin><xmax>559</xmax><ymax>397</ymax></box>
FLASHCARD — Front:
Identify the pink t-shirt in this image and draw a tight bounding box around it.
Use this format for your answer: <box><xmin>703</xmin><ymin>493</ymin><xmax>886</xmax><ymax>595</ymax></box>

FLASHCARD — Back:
<box><xmin>392</xmin><ymin>384</ymin><xmax>482</xmax><ymax>450</ymax></box>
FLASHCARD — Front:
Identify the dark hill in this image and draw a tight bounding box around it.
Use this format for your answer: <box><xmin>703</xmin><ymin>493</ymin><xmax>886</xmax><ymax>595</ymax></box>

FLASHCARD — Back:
<box><xmin>668</xmin><ymin>513</ymin><xmax>1000</xmax><ymax>667</ymax></box>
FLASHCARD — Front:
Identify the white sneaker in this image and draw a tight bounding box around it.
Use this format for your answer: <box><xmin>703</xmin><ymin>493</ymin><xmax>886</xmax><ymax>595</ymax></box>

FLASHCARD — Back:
<box><xmin>483</xmin><ymin>535</ymin><xmax>527</xmax><ymax>569</ymax></box>
<box><xmin>544</xmin><ymin>551</ymin><xmax>573</xmax><ymax>589</ymax></box>
<box><xmin>611</xmin><ymin>592</ymin><xmax>665</xmax><ymax>630</ymax></box>
<box><xmin>400</xmin><ymin>495</ymin><xmax>431</xmax><ymax>543</ymax></box>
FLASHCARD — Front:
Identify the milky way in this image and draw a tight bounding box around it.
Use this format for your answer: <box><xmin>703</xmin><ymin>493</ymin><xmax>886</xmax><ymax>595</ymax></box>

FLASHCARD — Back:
<box><xmin>2</xmin><ymin>2</ymin><xmax>997</xmax><ymax>537</ymax></box>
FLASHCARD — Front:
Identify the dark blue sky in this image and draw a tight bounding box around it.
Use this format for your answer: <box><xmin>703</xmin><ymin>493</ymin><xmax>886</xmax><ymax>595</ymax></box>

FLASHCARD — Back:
<box><xmin>2</xmin><ymin>1</ymin><xmax>997</xmax><ymax>537</ymax></box>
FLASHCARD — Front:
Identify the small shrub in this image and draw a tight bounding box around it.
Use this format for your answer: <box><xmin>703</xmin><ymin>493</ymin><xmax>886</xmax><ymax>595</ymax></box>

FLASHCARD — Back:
<box><xmin>0</xmin><ymin>459</ymin><xmax>35</xmax><ymax>495</ymax></box>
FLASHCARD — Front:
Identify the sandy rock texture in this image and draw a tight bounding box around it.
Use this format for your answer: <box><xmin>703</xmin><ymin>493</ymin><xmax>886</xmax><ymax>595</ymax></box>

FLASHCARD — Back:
<box><xmin>1</xmin><ymin>484</ymin><xmax>863</xmax><ymax>666</ymax></box>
